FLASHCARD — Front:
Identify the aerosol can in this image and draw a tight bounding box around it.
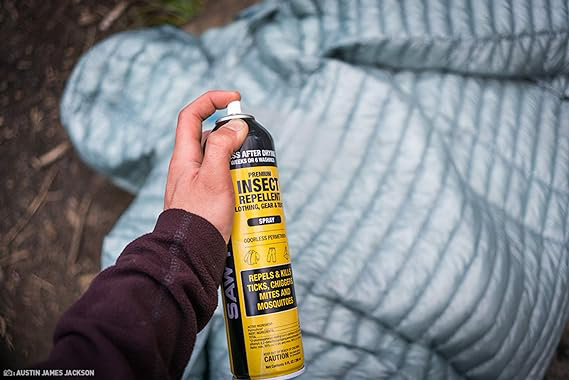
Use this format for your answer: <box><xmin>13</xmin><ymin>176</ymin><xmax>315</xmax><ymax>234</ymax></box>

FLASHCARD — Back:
<box><xmin>214</xmin><ymin>101</ymin><xmax>305</xmax><ymax>379</ymax></box>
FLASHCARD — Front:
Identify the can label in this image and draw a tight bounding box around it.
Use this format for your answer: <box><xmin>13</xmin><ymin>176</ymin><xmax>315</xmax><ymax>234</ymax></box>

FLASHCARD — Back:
<box><xmin>222</xmin><ymin>157</ymin><xmax>304</xmax><ymax>379</ymax></box>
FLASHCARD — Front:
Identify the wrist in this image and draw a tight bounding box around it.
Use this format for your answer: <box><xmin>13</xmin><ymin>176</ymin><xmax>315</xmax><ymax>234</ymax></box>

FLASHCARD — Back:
<box><xmin>154</xmin><ymin>209</ymin><xmax>227</xmax><ymax>280</ymax></box>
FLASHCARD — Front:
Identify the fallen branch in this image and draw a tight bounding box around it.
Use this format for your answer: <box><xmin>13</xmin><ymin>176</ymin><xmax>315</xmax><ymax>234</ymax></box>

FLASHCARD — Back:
<box><xmin>99</xmin><ymin>1</ymin><xmax>128</xmax><ymax>31</ymax></box>
<box><xmin>31</xmin><ymin>274</ymin><xmax>56</xmax><ymax>295</ymax></box>
<box><xmin>78</xmin><ymin>272</ymin><xmax>97</xmax><ymax>294</ymax></box>
<box><xmin>0</xmin><ymin>250</ymin><xmax>29</xmax><ymax>267</ymax></box>
<box><xmin>2</xmin><ymin>167</ymin><xmax>58</xmax><ymax>248</ymax></box>
<box><xmin>32</xmin><ymin>141</ymin><xmax>70</xmax><ymax>169</ymax></box>
<box><xmin>67</xmin><ymin>193</ymin><xmax>93</xmax><ymax>266</ymax></box>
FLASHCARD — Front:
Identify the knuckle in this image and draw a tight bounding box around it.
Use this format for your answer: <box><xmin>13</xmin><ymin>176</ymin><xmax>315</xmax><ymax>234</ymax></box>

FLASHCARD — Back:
<box><xmin>177</xmin><ymin>107</ymin><xmax>193</xmax><ymax>125</ymax></box>
<box><xmin>176</xmin><ymin>113</ymin><xmax>188</xmax><ymax>130</ymax></box>
<box><xmin>178</xmin><ymin>104</ymin><xmax>190</xmax><ymax>120</ymax></box>
<box><xmin>177</xmin><ymin>101</ymin><xmax>202</xmax><ymax>126</ymax></box>
<box><xmin>176</xmin><ymin>112</ymin><xmax>184</xmax><ymax>126</ymax></box>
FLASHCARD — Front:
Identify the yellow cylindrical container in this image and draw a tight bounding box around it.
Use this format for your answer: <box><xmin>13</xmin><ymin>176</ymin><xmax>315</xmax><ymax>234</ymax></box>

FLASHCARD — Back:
<box><xmin>214</xmin><ymin>101</ymin><xmax>305</xmax><ymax>379</ymax></box>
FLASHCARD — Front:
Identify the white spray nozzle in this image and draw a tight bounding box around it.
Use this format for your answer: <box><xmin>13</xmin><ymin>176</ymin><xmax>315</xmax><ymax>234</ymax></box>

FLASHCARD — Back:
<box><xmin>227</xmin><ymin>100</ymin><xmax>242</xmax><ymax>115</ymax></box>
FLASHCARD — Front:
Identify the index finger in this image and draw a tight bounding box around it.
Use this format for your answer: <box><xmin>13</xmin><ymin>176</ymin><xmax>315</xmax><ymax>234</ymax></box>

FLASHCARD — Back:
<box><xmin>172</xmin><ymin>90</ymin><xmax>241</xmax><ymax>167</ymax></box>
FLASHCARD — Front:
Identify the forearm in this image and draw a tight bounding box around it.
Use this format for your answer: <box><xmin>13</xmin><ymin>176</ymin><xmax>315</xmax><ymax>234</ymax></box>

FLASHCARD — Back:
<box><xmin>36</xmin><ymin>209</ymin><xmax>226</xmax><ymax>379</ymax></box>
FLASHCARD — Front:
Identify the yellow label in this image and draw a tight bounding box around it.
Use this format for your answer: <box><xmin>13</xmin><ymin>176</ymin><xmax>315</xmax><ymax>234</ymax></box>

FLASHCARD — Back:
<box><xmin>227</xmin><ymin>165</ymin><xmax>304</xmax><ymax>379</ymax></box>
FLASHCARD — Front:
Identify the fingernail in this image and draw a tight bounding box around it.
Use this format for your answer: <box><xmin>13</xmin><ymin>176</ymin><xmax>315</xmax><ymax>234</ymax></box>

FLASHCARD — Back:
<box><xmin>224</xmin><ymin>119</ymin><xmax>247</xmax><ymax>132</ymax></box>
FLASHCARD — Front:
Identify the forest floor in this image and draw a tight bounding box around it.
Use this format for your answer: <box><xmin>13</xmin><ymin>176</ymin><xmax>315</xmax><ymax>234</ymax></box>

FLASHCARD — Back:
<box><xmin>0</xmin><ymin>0</ymin><xmax>257</xmax><ymax>368</ymax></box>
<box><xmin>0</xmin><ymin>1</ymin><xmax>567</xmax><ymax>378</ymax></box>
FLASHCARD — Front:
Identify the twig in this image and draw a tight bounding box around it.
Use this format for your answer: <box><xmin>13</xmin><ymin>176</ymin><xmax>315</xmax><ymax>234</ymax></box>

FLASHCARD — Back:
<box><xmin>78</xmin><ymin>272</ymin><xmax>97</xmax><ymax>294</ymax></box>
<box><xmin>99</xmin><ymin>1</ymin><xmax>129</xmax><ymax>31</ymax></box>
<box><xmin>33</xmin><ymin>141</ymin><xmax>70</xmax><ymax>169</ymax></box>
<box><xmin>2</xmin><ymin>168</ymin><xmax>58</xmax><ymax>248</ymax></box>
<box><xmin>31</xmin><ymin>274</ymin><xmax>56</xmax><ymax>295</ymax></box>
<box><xmin>83</xmin><ymin>25</ymin><xmax>97</xmax><ymax>52</ymax></box>
<box><xmin>0</xmin><ymin>250</ymin><xmax>29</xmax><ymax>267</ymax></box>
<box><xmin>67</xmin><ymin>193</ymin><xmax>93</xmax><ymax>266</ymax></box>
<box><xmin>0</xmin><ymin>315</ymin><xmax>6</xmax><ymax>338</ymax></box>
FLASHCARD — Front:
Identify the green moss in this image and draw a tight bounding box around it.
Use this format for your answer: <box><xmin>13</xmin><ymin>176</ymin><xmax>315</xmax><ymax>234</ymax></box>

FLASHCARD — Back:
<box><xmin>128</xmin><ymin>0</ymin><xmax>203</xmax><ymax>27</ymax></box>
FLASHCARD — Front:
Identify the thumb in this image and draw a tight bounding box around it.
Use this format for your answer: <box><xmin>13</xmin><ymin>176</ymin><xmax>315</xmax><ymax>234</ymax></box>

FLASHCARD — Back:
<box><xmin>201</xmin><ymin>119</ymin><xmax>248</xmax><ymax>180</ymax></box>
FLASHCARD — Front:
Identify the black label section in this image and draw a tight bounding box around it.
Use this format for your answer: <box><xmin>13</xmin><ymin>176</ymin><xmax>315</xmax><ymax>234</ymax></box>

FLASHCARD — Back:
<box><xmin>247</xmin><ymin>215</ymin><xmax>282</xmax><ymax>226</ymax></box>
<box><xmin>222</xmin><ymin>243</ymin><xmax>249</xmax><ymax>377</ymax></box>
<box><xmin>241</xmin><ymin>264</ymin><xmax>297</xmax><ymax>317</ymax></box>
<box><xmin>230</xmin><ymin>148</ymin><xmax>277</xmax><ymax>169</ymax></box>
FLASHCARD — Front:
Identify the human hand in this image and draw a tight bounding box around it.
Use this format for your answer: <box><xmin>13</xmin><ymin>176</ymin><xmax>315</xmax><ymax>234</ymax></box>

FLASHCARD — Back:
<box><xmin>164</xmin><ymin>91</ymin><xmax>249</xmax><ymax>242</ymax></box>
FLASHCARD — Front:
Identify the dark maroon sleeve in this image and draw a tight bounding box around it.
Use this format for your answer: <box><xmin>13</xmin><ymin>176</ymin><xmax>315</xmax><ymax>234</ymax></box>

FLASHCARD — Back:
<box><xmin>36</xmin><ymin>209</ymin><xmax>227</xmax><ymax>380</ymax></box>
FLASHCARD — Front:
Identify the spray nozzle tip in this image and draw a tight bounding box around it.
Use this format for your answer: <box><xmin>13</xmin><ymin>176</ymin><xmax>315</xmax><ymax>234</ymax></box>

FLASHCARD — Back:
<box><xmin>227</xmin><ymin>100</ymin><xmax>242</xmax><ymax>115</ymax></box>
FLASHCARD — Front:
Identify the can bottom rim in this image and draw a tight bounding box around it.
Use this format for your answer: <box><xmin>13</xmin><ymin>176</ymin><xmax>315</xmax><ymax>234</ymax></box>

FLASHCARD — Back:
<box><xmin>233</xmin><ymin>366</ymin><xmax>305</xmax><ymax>380</ymax></box>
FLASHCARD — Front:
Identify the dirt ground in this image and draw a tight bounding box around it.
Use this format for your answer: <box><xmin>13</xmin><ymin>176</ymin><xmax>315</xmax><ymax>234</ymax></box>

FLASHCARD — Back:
<box><xmin>0</xmin><ymin>0</ymin><xmax>568</xmax><ymax>378</ymax></box>
<box><xmin>0</xmin><ymin>0</ymin><xmax>257</xmax><ymax>370</ymax></box>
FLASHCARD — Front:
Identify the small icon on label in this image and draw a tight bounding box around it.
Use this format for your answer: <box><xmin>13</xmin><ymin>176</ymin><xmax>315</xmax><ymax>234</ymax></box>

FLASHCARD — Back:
<box><xmin>283</xmin><ymin>247</ymin><xmax>289</xmax><ymax>260</ymax></box>
<box><xmin>4</xmin><ymin>369</ymin><xmax>14</xmax><ymax>376</ymax></box>
<box><xmin>244</xmin><ymin>250</ymin><xmax>259</xmax><ymax>265</ymax></box>
<box><xmin>267</xmin><ymin>247</ymin><xmax>277</xmax><ymax>263</ymax></box>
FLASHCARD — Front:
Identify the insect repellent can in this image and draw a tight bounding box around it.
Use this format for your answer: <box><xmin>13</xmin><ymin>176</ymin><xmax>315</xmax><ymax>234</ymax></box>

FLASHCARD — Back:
<box><xmin>214</xmin><ymin>101</ymin><xmax>305</xmax><ymax>379</ymax></box>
